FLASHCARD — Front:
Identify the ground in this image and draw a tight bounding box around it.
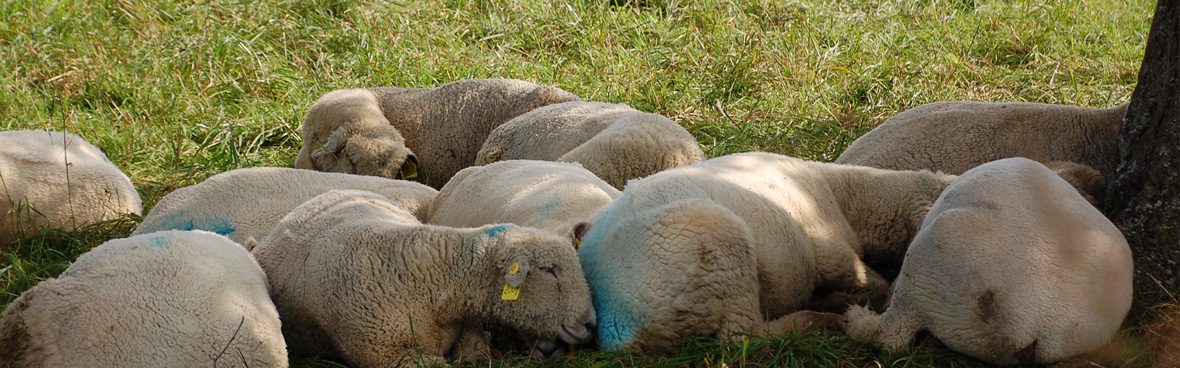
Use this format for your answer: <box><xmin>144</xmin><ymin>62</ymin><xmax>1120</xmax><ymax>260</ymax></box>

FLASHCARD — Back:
<box><xmin>0</xmin><ymin>0</ymin><xmax>1156</xmax><ymax>366</ymax></box>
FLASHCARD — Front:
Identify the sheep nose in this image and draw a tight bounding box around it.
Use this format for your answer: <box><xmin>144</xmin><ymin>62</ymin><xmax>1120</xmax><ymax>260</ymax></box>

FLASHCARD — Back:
<box><xmin>582</xmin><ymin>308</ymin><xmax>598</xmax><ymax>329</ymax></box>
<box><xmin>534</xmin><ymin>340</ymin><xmax>562</xmax><ymax>357</ymax></box>
<box><xmin>559</xmin><ymin>323</ymin><xmax>593</xmax><ymax>345</ymax></box>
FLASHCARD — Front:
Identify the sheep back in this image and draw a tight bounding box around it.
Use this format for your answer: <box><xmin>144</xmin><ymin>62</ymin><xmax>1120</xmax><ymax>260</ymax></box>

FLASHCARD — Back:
<box><xmin>836</xmin><ymin>101</ymin><xmax>1127</xmax><ymax>176</ymax></box>
<box><xmin>428</xmin><ymin>160</ymin><xmax>620</xmax><ymax>235</ymax></box>
<box><xmin>475</xmin><ymin>101</ymin><xmax>704</xmax><ymax>188</ymax></box>
<box><xmin>133</xmin><ymin>167</ymin><xmax>437</xmax><ymax>248</ymax></box>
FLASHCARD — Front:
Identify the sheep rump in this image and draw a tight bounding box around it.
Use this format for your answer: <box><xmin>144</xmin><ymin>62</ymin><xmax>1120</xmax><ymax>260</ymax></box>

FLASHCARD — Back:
<box><xmin>844</xmin><ymin>157</ymin><xmax>1132</xmax><ymax>365</ymax></box>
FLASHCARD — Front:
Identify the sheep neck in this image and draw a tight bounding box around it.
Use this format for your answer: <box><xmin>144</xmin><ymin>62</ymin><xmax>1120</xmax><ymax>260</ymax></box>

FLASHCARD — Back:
<box><xmin>825</xmin><ymin>165</ymin><xmax>952</xmax><ymax>259</ymax></box>
<box><xmin>420</xmin><ymin>227</ymin><xmax>499</xmax><ymax>324</ymax></box>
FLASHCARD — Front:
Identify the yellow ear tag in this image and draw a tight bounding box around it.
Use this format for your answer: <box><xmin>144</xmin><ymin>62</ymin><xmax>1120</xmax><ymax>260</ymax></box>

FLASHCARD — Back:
<box><xmin>502</xmin><ymin>262</ymin><xmax>522</xmax><ymax>301</ymax></box>
<box><xmin>501</xmin><ymin>283</ymin><xmax>521</xmax><ymax>301</ymax></box>
<box><xmin>574</xmin><ymin>238</ymin><xmax>582</xmax><ymax>249</ymax></box>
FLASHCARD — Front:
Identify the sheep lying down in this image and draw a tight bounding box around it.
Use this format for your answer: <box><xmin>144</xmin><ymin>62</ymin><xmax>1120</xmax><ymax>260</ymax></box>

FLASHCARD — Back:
<box><xmin>835</xmin><ymin>101</ymin><xmax>1127</xmax><ymax>203</ymax></box>
<box><xmin>577</xmin><ymin>152</ymin><xmax>955</xmax><ymax>352</ymax></box>
<box><xmin>252</xmin><ymin>189</ymin><xmax>596</xmax><ymax>366</ymax></box>
<box><xmin>475</xmin><ymin>101</ymin><xmax>705</xmax><ymax>189</ymax></box>
<box><xmin>845</xmin><ymin>157</ymin><xmax>1132</xmax><ymax>365</ymax></box>
<box><xmin>134</xmin><ymin>167</ymin><xmax>437</xmax><ymax>249</ymax></box>
<box><xmin>428</xmin><ymin>159</ymin><xmax>620</xmax><ymax>238</ymax></box>
<box><xmin>295</xmin><ymin>78</ymin><xmax>580</xmax><ymax>188</ymax></box>
<box><xmin>0</xmin><ymin>130</ymin><xmax>142</xmax><ymax>245</ymax></box>
<box><xmin>0</xmin><ymin>230</ymin><xmax>287</xmax><ymax>368</ymax></box>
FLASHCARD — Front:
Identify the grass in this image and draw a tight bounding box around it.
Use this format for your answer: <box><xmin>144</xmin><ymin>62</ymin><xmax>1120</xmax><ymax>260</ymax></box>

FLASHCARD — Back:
<box><xmin>0</xmin><ymin>0</ymin><xmax>1156</xmax><ymax>366</ymax></box>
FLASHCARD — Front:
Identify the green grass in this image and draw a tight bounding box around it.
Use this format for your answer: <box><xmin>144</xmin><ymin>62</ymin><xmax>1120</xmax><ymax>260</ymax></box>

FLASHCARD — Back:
<box><xmin>0</xmin><ymin>0</ymin><xmax>1156</xmax><ymax>366</ymax></box>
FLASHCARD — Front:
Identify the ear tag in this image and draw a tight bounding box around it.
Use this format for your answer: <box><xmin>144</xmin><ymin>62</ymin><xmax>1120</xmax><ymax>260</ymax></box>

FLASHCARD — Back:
<box><xmin>502</xmin><ymin>262</ymin><xmax>523</xmax><ymax>301</ymax></box>
<box><xmin>501</xmin><ymin>283</ymin><xmax>521</xmax><ymax>301</ymax></box>
<box><xmin>574</xmin><ymin>238</ymin><xmax>582</xmax><ymax>249</ymax></box>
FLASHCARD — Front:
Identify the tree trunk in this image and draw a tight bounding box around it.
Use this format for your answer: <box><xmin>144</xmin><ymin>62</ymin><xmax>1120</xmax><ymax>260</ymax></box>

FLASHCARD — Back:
<box><xmin>1105</xmin><ymin>0</ymin><xmax>1180</xmax><ymax>313</ymax></box>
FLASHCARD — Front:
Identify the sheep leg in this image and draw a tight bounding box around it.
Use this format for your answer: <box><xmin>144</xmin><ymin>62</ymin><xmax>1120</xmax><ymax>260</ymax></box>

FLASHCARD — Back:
<box><xmin>765</xmin><ymin>310</ymin><xmax>846</xmax><ymax>336</ymax></box>
<box><xmin>451</xmin><ymin>324</ymin><xmax>492</xmax><ymax>362</ymax></box>
<box><xmin>844</xmin><ymin>305</ymin><xmax>921</xmax><ymax>352</ymax></box>
<box><xmin>816</xmin><ymin>246</ymin><xmax>890</xmax><ymax>295</ymax></box>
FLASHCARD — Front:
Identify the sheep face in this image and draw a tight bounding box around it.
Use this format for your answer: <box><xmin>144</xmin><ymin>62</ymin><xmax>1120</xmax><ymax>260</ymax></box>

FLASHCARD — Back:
<box><xmin>485</xmin><ymin>225</ymin><xmax>595</xmax><ymax>347</ymax></box>
<box><xmin>308</xmin><ymin>125</ymin><xmax>419</xmax><ymax>180</ymax></box>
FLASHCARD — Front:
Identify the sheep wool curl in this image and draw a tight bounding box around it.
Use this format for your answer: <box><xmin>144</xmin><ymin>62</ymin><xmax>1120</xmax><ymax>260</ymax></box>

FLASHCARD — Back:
<box><xmin>579</xmin><ymin>152</ymin><xmax>953</xmax><ymax>351</ymax></box>
<box><xmin>844</xmin><ymin>157</ymin><xmax>1132</xmax><ymax>366</ymax></box>
<box><xmin>0</xmin><ymin>130</ymin><xmax>142</xmax><ymax>245</ymax></box>
<box><xmin>428</xmin><ymin>160</ymin><xmax>621</xmax><ymax>237</ymax></box>
<box><xmin>294</xmin><ymin>78</ymin><xmax>580</xmax><ymax>188</ymax></box>
<box><xmin>836</xmin><ymin>101</ymin><xmax>1128</xmax><ymax>177</ymax></box>
<box><xmin>474</xmin><ymin>101</ymin><xmax>705</xmax><ymax>189</ymax></box>
<box><xmin>0</xmin><ymin>230</ymin><xmax>287</xmax><ymax>368</ymax></box>
<box><xmin>252</xmin><ymin>189</ymin><xmax>595</xmax><ymax>367</ymax></box>
<box><xmin>133</xmin><ymin>167</ymin><xmax>436</xmax><ymax>249</ymax></box>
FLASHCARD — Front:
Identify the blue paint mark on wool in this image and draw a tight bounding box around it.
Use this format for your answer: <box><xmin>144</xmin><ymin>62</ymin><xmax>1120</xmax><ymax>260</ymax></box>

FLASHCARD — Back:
<box><xmin>149</xmin><ymin>235</ymin><xmax>168</xmax><ymax>248</ymax></box>
<box><xmin>577</xmin><ymin>200</ymin><xmax>642</xmax><ymax>351</ymax></box>
<box><xmin>145</xmin><ymin>212</ymin><xmax>237</xmax><ymax>236</ymax></box>
<box><xmin>484</xmin><ymin>224</ymin><xmax>511</xmax><ymax>238</ymax></box>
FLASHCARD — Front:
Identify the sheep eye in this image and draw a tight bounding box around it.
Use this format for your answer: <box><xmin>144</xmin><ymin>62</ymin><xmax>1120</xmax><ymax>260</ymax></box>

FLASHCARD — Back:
<box><xmin>540</xmin><ymin>265</ymin><xmax>558</xmax><ymax>278</ymax></box>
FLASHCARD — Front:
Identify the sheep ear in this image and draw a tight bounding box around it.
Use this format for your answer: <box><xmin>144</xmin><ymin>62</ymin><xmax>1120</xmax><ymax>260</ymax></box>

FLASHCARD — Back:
<box><xmin>244</xmin><ymin>237</ymin><xmax>258</xmax><ymax>252</ymax></box>
<box><xmin>571</xmin><ymin>222</ymin><xmax>591</xmax><ymax>249</ymax></box>
<box><xmin>503</xmin><ymin>258</ymin><xmax>530</xmax><ymax>288</ymax></box>
<box><xmin>310</xmin><ymin>133</ymin><xmax>346</xmax><ymax>159</ymax></box>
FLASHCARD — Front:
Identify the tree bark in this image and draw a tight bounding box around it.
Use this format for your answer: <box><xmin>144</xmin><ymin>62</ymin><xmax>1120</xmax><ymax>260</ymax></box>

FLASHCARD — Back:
<box><xmin>1105</xmin><ymin>0</ymin><xmax>1180</xmax><ymax>312</ymax></box>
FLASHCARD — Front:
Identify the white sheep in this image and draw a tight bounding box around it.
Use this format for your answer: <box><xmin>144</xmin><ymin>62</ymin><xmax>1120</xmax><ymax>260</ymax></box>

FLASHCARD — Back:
<box><xmin>474</xmin><ymin>101</ymin><xmax>705</xmax><ymax>188</ymax></box>
<box><xmin>133</xmin><ymin>167</ymin><xmax>437</xmax><ymax>249</ymax></box>
<box><xmin>0</xmin><ymin>130</ymin><xmax>142</xmax><ymax>245</ymax></box>
<box><xmin>428</xmin><ymin>160</ymin><xmax>620</xmax><ymax>239</ymax></box>
<box><xmin>294</xmin><ymin>78</ymin><xmax>580</xmax><ymax>188</ymax></box>
<box><xmin>252</xmin><ymin>189</ymin><xmax>596</xmax><ymax>366</ymax></box>
<box><xmin>577</xmin><ymin>152</ymin><xmax>954</xmax><ymax>351</ymax></box>
<box><xmin>844</xmin><ymin>157</ymin><xmax>1132</xmax><ymax>365</ymax></box>
<box><xmin>0</xmin><ymin>230</ymin><xmax>287</xmax><ymax>367</ymax></box>
<box><xmin>836</xmin><ymin>101</ymin><xmax>1127</xmax><ymax>176</ymax></box>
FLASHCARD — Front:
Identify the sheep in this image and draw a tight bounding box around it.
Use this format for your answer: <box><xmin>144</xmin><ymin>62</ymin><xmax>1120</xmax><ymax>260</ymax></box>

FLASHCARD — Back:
<box><xmin>835</xmin><ymin>100</ymin><xmax>1127</xmax><ymax>185</ymax></box>
<box><xmin>133</xmin><ymin>167</ymin><xmax>437</xmax><ymax>249</ymax></box>
<box><xmin>844</xmin><ymin>157</ymin><xmax>1132</xmax><ymax>365</ymax></box>
<box><xmin>577</xmin><ymin>152</ymin><xmax>954</xmax><ymax>351</ymax></box>
<box><xmin>428</xmin><ymin>160</ymin><xmax>621</xmax><ymax>239</ymax></box>
<box><xmin>0</xmin><ymin>230</ymin><xmax>287</xmax><ymax>368</ymax></box>
<box><xmin>251</xmin><ymin>189</ymin><xmax>596</xmax><ymax>366</ymax></box>
<box><xmin>0</xmin><ymin>130</ymin><xmax>142</xmax><ymax>245</ymax></box>
<box><xmin>294</xmin><ymin>78</ymin><xmax>580</xmax><ymax>188</ymax></box>
<box><xmin>474</xmin><ymin>101</ymin><xmax>705</xmax><ymax>189</ymax></box>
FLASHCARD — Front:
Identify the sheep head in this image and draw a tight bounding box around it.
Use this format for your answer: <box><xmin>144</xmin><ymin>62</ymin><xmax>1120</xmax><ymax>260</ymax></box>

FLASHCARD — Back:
<box><xmin>482</xmin><ymin>224</ymin><xmax>596</xmax><ymax>350</ymax></box>
<box><xmin>308</xmin><ymin>125</ymin><xmax>418</xmax><ymax>180</ymax></box>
